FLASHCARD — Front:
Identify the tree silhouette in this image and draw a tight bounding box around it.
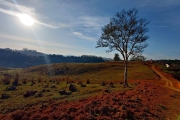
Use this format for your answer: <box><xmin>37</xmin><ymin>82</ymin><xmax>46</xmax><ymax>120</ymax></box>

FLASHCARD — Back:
<box><xmin>96</xmin><ymin>8</ymin><xmax>149</xmax><ymax>87</ymax></box>
<box><xmin>114</xmin><ymin>53</ymin><xmax>121</xmax><ymax>61</ymax></box>
<box><xmin>12</xmin><ymin>73</ymin><xmax>19</xmax><ymax>86</ymax></box>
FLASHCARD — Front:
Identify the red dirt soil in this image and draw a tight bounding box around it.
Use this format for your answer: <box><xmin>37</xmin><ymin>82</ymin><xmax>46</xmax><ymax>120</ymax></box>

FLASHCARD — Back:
<box><xmin>0</xmin><ymin>80</ymin><xmax>180</xmax><ymax>120</ymax></box>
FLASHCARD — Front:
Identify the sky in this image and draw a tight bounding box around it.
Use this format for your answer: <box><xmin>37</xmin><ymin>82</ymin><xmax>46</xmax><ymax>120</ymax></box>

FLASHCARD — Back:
<box><xmin>0</xmin><ymin>0</ymin><xmax>180</xmax><ymax>60</ymax></box>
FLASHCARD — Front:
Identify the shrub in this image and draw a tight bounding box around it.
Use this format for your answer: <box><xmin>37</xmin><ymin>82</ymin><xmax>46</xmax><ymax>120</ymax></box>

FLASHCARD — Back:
<box><xmin>34</xmin><ymin>92</ymin><xmax>43</xmax><ymax>98</ymax></box>
<box><xmin>86</xmin><ymin>79</ymin><xmax>90</xmax><ymax>84</ymax></box>
<box><xmin>23</xmin><ymin>90</ymin><xmax>37</xmax><ymax>98</ymax></box>
<box><xmin>173</xmin><ymin>72</ymin><xmax>180</xmax><ymax>81</ymax></box>
<box><xmin>69</xmin><ymin>84</ymin><xmax>77</xmax><ymax>92</ymax></box>
<box><xmin>31</xmin><ymin>80</ymin><xmax>36</xmax><ymax>85</ymax></box>
<box><xmin>80</xmin><ymin>83</ymin><xmax>86</xmax><ymax>87</ymax></box>
<box><xmin>22</xmin><ymin>78</ymin><xmax>27</xmax><ymax>84</ymax></box>
<box><xmin>51</xmin><ymin>85</ymin><xmax>56</xmax><ymax>88</ymax></box>
<box><xmin>59</xmin><ymin>90</ymin><xmax>71</xmax><ymax>95</ymax></box>
<box><xmin>38</xmin><ymin>76</ymin><xmax>42</xmax><ymax>83</ymax></box>
<box><xmin>101</xmin><ymin>81</ymin><xmax>106</xmax><ymax>86</ymax></box>
<box><xmin>110</xmin><ymin>82</ymin><xmax>115</xmax><ymax>88</ymax></box>
<box><xmin>6</xmin><ymin>86</ymin><xmax>16</xmax><ymax>91</ymax></box>
<box><xmin>12</xmin><ymin>73</ymin><xmax>19</xmax><ymax>86</ymax></box>
<box><xmin>1</xmin><ymin>93</ymin><xmax>10</xmax><ymax>99</ymax></box>
<box><xmin>2</xmin><ymin>78</ymin><xmax>10</xmax><ymax>85</ymax></box>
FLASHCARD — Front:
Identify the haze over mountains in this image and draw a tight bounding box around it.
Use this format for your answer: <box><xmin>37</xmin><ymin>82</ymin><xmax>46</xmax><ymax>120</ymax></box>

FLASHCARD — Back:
<box><xmin>0</xmin><ymin>48</ymin><xmax>111</xmax><ymax>68</ymax></box>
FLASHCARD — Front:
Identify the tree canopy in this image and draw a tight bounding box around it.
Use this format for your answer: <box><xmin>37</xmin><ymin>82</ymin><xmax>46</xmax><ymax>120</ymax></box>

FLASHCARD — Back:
<box><xmin>114</xmin><ymin>53</ymin><xmax>121</xmax><ymax>61</ymax></box>
<box><xmin>96</xmin><ymin>8</ymin><xmax>149</xmax><ymax>86</ymax></box>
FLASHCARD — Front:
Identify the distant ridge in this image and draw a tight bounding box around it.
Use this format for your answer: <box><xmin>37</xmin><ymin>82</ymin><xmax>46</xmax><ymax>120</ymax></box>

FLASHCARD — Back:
<box><xmin>0</xmin><ymin>48</ymin><xmax>105</xmax><ymax>68</ymax></box>
<box><xmin>18</xmin><ymin>48</ymin><xmax>45</xmax><ymax>56</ymax></box>
<box><xmin>103</xmin><ymin>57</ymin><xmax>113</xmax><ymax>61</ymax></box>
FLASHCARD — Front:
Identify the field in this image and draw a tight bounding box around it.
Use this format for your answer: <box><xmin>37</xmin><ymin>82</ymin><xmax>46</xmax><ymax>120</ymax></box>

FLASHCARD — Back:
<box><xmin>0</xmin><ymin>62</ymin><xmax>180</xmax><ymax>119</ymax></box>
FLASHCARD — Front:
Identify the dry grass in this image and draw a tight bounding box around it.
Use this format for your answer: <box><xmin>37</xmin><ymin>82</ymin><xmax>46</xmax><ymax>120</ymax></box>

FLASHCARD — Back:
<box><xmin>0</xmin><ymin>61</ymin><xmax>158</xmax><ymax>114</ymax></box>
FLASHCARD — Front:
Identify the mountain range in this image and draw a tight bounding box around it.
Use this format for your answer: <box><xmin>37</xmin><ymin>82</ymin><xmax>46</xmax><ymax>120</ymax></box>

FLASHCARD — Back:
<box><xmin>0</xmin><ymin>48</ymin><xmax>111</xmax><ymax>68</ymax></box>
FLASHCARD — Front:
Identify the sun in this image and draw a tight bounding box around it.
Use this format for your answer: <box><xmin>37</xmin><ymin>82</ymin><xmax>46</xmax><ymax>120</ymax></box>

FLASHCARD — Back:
<box><xmin>17</xmin><ymin>14</ymin><xmax>34</xmax><ymax>26</ymax></box>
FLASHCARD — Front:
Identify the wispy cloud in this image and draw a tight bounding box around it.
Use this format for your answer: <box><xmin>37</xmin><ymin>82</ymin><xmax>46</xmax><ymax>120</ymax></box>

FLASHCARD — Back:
<box><xmin>35</xmin><ymin>20</ymin><xmax>69</xmax><ymax>29</ymax></box>
<box><xmin>78</xmin><ymin>16</ymin><xmax>106</xmax><ymax>28</ymax></box>
<box><xmin>0</xmin><ymin>32</ymin><xmax>80</xmax><ymax>49</ymax></box>
<box><xmin>0</xmin><ymin>0</ymin><xmax>35</xmax><ymax>15</ymax></box>
<box><xmin>0</xmin><ymin>8</ymin><xmax>19</xmax><ymax>16</ymax></box>
<box><xmin>73</xmin><ymin>32</ymin><xmax>96</xmax><ymax>41</ymax></box>
<box><xmin>71</xmin><ymin>16</ymin><xmax>109</xmax><ymax>41</ymax></box>
<box><xmin>0</xmin><ymin>0</ymin><xmax>67</xmax><ymax>29</ymax></box>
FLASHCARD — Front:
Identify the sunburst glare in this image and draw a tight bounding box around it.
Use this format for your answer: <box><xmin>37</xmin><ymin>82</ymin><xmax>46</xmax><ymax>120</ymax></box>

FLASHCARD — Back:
<box><xmin>17</xmin><ymin>14</ymin><xmax>34</xmax><ymax>26</ymax></box>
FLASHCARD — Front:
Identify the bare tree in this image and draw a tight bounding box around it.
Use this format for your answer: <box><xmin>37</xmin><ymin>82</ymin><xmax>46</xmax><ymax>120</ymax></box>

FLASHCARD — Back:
<box><xmin>96</xmin><ymin>8</ymin><xmax>149</xmax><ymax>87</ymax></box>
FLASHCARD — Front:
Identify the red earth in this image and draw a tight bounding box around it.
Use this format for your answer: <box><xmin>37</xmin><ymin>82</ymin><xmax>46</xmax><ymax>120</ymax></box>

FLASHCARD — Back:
<box><xmin>0</xmin><ymin>65</ymin><xmax>180</xmax><ymax>120</ymax></box>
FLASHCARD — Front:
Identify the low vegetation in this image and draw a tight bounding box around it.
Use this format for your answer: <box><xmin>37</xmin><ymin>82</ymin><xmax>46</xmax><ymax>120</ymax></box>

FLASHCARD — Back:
<box><xmin>0</xmin><ymin>62</ymin><xmax>158</xmax><ymax>114</ymax></box>
<box><xmin>158</xmin><ymin>62</ymin><xmax>180</xmax><ymax>81</ymax></box>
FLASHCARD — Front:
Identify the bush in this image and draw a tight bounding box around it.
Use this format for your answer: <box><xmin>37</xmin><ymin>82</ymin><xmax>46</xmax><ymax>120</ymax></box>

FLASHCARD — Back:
<box><xmin>59</xmin><ymin>90</ymin><xmax>71</xmax><ymax>95</ymax></box>
<box><xmin>34</xmin><ymin>92</ymin><xmax>43</xmax><ymax>98</ymax></box>
<box><xmin>80</xmin><ymin>83</ymin><xmax>86</xmax><ymax>87</ymax></box>
<box><xmin>1</xmin><ymin>94</ymin><xmax>10</xmax><ymax>99</ymax></box>
<box><xmin>110</xmin><ymin>82</ymin><xmax>115</xmax><ymax>88</ymax></box>
<box><xmin>101</xmin><ymin>81</ymin><xmax>106</xmax><ymax>86</ymax></box>
<box><xmin>12</xmin><ymin>73</ymin><xmax>19</xmax><ymax>86</ymax></box>
<box><xmin>173</xmin><ymin>72</ymin><xmax>180</xmax><ymax>81</ymax></box>
<box><xmin>86</xmin><ymin>79</ymin><xmax>90</xmax><ymax>84</ymax></box>
<box><xmin>6</xmin><ymin>86</ymin><xmax>16</xmax><ymax>91</ymax></box>
<box><xmin>2</xmin><ymin>78</ymin><xmax>10</xmax><ymax>85</ymax></box>
<box><xmin>69</xmin><ymin>84</ymin><xmax>77</xmax><ymax>92</ymax></box>
<box><xmin>51</xmin><ymin>85</ymin><xmax>56</xmax><ymax>88</ymax></box>
<box><xmin>22</xmin><ymin>78</ymin><xmax>27</xmax><ymax>84</ymax></box>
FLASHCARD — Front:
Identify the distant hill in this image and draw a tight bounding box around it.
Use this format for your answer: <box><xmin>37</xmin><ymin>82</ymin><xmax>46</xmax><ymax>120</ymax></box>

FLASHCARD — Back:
<box><xmin>0</xmin><ymin>48</ymin><xmax>105</xmax><ymax>68</ymax></box>
<box><xmin>18</xmin><ymin>48</ymin><xmax>45</xmax><ymax>56</ymax></box>
<box><xmin>102</xmin><ymin>57</ymin><xmax>113</xmax><ymax>61</ymax></box>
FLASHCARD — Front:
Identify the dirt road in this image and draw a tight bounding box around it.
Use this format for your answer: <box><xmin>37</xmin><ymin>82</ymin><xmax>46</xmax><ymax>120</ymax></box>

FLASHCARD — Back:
<box><xmin>151</xmin><ymin>65</ymin><xmax>180</xmax><ymax>92</ymax></box>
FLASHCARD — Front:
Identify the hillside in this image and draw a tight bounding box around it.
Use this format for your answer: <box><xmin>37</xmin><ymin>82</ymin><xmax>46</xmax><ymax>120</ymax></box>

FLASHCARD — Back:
<box><xmin>0</xmin><ymin>48</ymin><xmax>104</xmax><ymax>68</ymax></box>
<box><xmin>18</xmin><ymin>48</ymin><xmax>45</xmax><ymax>56</ymax></box>
<box><xmin>0</xmin><ymin>62</ymin><xmax>180</xmax><ymax>119</ymax></box>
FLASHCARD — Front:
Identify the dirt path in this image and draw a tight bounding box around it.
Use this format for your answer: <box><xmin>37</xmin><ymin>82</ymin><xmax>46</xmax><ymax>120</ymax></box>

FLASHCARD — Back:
<box><xmin>151</xmin><ymin>65</ymin><xmax>180</xmax><ymax>92</ymax></box>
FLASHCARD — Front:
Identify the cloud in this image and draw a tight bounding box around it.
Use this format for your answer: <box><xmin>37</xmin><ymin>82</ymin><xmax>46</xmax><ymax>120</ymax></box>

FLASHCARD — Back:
<box><xmin>0</xmin><ymin>8</ymin><xmax>20</xmax><ymax>16</ymax></box>
<box><xmin>0</xmin><ymin>0</ymin><xmax>35</xmax><ymax>14</ymax></box>
<box><xmin>73</xmin><ymin>32</ymin><xmax>96</xmax><ymax>41</ymax></box>
<box><xmin>76</xmin><ymin>16</ymin><xmax>109</xmax><ymax>30</ymax></box>
<box><xmin>78</xmin><ymin>16</ymin><xmax>105</xmax><ymax>28</ymax></box>
<box><xmin>0</xmin><ymin>0</ymin><xmax>67</xmax><ymax>29</ymax></box>
<box><xmin>35</xmin><ymin>20</ymin><xmax>69</xmax><ymax>29</ymax></box>
<box><xmin>0</xmin><ymin>32</ymin><xmax>80</xmax><ymax>49</ymax></box>
<box><xmin>71</xmin><ymin>15</ymin><xmax>109</xmax><ymax>41</ymax></box>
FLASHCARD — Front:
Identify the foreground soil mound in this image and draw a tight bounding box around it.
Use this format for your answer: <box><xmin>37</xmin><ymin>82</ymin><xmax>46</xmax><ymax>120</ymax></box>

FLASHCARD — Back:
<box><xmin>0</xmin><ymin>81</ymin><xmax>179</xmax><ymax>120</ymax></box>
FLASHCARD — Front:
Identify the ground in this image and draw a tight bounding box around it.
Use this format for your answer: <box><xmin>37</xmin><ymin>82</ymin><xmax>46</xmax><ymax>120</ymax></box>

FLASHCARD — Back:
<box><xmin>0</xmin><ymin>62</ymin><xmax>180</xmax><ymax>120</ymax></box>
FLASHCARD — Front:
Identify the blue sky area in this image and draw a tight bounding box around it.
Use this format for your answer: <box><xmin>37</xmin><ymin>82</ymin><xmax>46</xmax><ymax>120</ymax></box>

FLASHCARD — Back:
<box><xmin>0</xmin><ymin>0</ymin><xmax>180</xmax><ymax>60</ymax></box>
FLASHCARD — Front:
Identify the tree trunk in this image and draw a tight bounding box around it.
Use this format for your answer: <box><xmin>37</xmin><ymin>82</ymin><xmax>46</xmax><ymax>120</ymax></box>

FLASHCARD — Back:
<box><xmin>124</xmin><ymin>59</ymin><xmax>128</xmax><ymax>87</ymax></box>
